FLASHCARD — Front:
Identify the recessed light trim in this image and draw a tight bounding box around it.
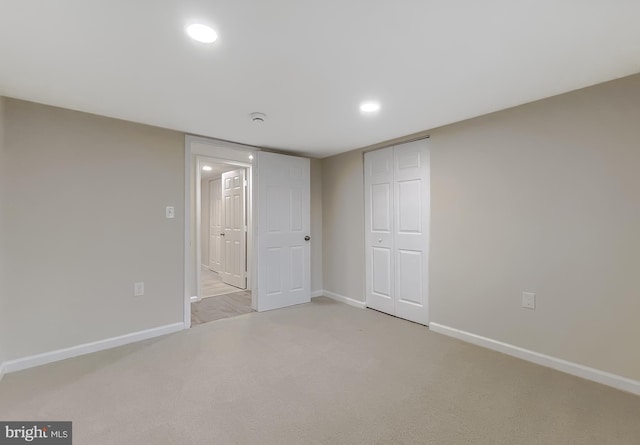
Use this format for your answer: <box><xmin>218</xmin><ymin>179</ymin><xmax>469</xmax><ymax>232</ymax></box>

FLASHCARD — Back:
<box><xmin>202</xmin><ymin>165</ymin><xmax>212</xmax><ymax>171</ymax></box>
<box><xmin>187</xmin><ymin>24</ymin><xmax>218</xmax><ymax>43</ymax></box>
<box><xmin>360</xmin><ymin>102</ymin><xmax>381</xmax><ymax>113</ymax></box>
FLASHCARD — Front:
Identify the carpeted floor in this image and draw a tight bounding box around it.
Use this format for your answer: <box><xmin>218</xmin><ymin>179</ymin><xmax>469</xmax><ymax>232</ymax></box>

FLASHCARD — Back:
<box><xmin>0</xmin><ymin>297</ymin><xmax>638</xmax><ymax>444</ymax></box>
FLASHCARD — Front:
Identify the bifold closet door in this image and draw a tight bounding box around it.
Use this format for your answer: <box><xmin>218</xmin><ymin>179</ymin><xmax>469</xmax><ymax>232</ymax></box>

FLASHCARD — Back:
<box><xmin>365</xmin><ymin>140</ymin><xmax>429</xmax><ymax>325</ymax></box>
<box><xmin>364</xmin><ymin>147</ymin><xmax>395</xmax><ymax>316</ymax></box>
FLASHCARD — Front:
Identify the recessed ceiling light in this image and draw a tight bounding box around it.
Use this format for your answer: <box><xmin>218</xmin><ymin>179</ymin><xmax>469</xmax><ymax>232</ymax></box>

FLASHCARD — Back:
<box><xmin>248</xmin><ymin>155</ymin><xmax>254</xmax><ymax>160</ymax></box>
<box><xmin>360</xmin><ymin>102</ymin><xmax>381</xmax><ymax>113</ymax></box>
<box><xmin>202</xmin><ymin>165</ymin><xmax>212</xmax><ymax>171</ymax></box>
<box><xmin>186</xmin><ymin>24</ymin><xmax>218</xmax><ymax>43</ymax></box>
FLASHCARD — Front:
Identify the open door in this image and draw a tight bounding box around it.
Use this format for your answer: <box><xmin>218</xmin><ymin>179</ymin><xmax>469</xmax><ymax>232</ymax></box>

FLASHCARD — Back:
<box><xmin>221</xmin><ymin>168</ymin><xmax>247</xmax><ymax>289</ymax></box>
<box><xmin>256</xmin><ymin>152</ymin><xmax>311</xmax><ymax>311</ymax></box>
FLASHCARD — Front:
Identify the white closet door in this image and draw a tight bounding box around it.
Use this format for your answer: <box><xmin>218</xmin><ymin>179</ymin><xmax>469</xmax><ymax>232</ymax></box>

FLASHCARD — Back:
<box><xmin>393</xmin><ymin>141</ymin><xmax>429</xmax><ymax>325</ymax></box>
<box><xmin>365</xmin><ymin>147</ymin><xmax>395</xmax><ymax>315</ymax></box>
<box><xmin>364</xmin><ymin>140</ymin><xmax>429</xmax><ymax>325</ymax></box>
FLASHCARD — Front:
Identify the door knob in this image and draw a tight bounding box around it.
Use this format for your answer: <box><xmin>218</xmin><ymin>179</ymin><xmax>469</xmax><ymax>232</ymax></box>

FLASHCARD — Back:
<box><xmin>304</xmin><ymin>236</ymin><xmax>311</xmax><ymax>241</ymax></box>
<box><xmin>220</xmin><ymin>233</ymin><xmax>225</xmax><ymax>236</ymax></box>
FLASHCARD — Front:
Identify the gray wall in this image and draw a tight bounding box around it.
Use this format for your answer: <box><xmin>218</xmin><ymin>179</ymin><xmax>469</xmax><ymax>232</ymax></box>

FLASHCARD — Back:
<box><xmin>310</xmin><ymin>159</ymin><xmax>323</xmax><ymax>293</ymax></box>
<box><xmin>1</xmin><ymin>98</ymin><xmax>185</xmax><ymax>360</ymax></box>
<box><xmin>0</xmin><ymin>97</ymin><xmax>6</xmax><ymax>367</ymax></box>
<box><xmin>321</xmin><ymin>150</ymin><xmax>365</xmax><ymax>300</ymax></box>
<box><xmin>321</xmin><ymin>73</ymin><xmax>640</xmax><ymax>381</ymax></box>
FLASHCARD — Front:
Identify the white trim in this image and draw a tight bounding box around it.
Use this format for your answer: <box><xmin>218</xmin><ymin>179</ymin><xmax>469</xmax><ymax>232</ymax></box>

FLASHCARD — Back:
<box><xmin>429</xmin><ymin>322</ymin><xmax>640</xmax><ymax>396</ymax></box>
<box><xmin>321</xmin><ymin>290</ymin><xmax>367</xmax><ymax>309</ymax></box>
<box><xmin>190</xmin><ymin>295</ymin><xmax>200</xmax><ymax>303</ymax></box>
<box><xmin>2</xmin><ymin>323</ymin><xmax>185</xmax><ymax>374</ymax></box>
<box><xmin>0</xmin><ymin>362</ymin><xmax>5</xmax><ymax>382</ymax></box>
<box><xmin>311</xmin><ymin>290</ymin><xmax>324</xmax><ymax>298</ymax></box>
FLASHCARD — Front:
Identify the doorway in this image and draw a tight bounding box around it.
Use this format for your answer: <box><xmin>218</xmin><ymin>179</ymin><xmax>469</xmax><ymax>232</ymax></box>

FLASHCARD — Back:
<box><xmin>192</xmin><ymin>161</ymin><xmax>252</xmax><ymax>326</ymax></box>
<box><xmin>184</xmin><ymin>135</ymin><xmax>312</xmax><ymax>329</ymax></box>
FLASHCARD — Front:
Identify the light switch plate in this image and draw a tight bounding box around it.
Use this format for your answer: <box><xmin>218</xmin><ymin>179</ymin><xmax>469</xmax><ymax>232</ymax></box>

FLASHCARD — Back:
<box><xmin>166</xmin><ymin>206</ymin><xmax>175</xmax><ymax>219</ymax></box>
<box><xmin>134</xmin><ymin>282</ymin><xmax>144</xmax><ymax>297</ymax></box>
<box><xmin>522</xmin><ymin>292</ymin><xmax>536</xmax><ymax>309</ymax></box>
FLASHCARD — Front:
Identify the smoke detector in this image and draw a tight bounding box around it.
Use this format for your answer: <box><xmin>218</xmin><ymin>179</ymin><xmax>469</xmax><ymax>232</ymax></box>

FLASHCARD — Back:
<box><xmin>250</xmin><ymin>112</ymin><xmax>267</xmax><ymax>123</ymax></box>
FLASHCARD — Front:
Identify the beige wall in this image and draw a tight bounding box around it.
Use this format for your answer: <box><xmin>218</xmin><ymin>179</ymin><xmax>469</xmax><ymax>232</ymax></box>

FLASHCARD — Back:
<box><xmin>430</xmin><ymin>73</ymin><xmax>640</xmax><ymax>381</ymax></box>
<box><xmin>321</xmin><ymin>73</ymin><xmax>640</xmax><ymax>381</ymax></box>
<box><xmin>1</xmin><ymin>98</ymin><xmax>184</xmax><ymax>360</ymax></box>
<box><xmin>321</xmin><ymin>149</ymin><xmax>365</xmax><ymax>300</ymax></box>
<box><xmin>0</xmin><ymin>97</ymin><xmax>6</xmax><ymax>366</ymax></box>
<box><xmin>310</xmin><ymin>159</ymin><xmax>323</xmax><ymax>293</ymax></box>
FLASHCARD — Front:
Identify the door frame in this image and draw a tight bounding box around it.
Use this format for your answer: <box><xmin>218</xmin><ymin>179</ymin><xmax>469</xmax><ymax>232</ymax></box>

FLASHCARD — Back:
<box><xmin>184</xmin><ymin>135</ymin><xmax>257</xmax><ymax>328</ymax></box>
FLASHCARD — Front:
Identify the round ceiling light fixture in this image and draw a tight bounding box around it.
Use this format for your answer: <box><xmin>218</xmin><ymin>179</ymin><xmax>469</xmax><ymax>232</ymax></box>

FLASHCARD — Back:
<box><xmin>186</xmin><ymin>24</ymin><xmax>218</xmax><ymax>43</ymax></box>
<box><xmin>202</xmin><ymin>165</ymin><xmax>212</xmax><ymax>171</ymax></box>
<box><xmin>360</xmin><ymin>101</ymin><xmax>381</xmax><ymax>113</ymax></box>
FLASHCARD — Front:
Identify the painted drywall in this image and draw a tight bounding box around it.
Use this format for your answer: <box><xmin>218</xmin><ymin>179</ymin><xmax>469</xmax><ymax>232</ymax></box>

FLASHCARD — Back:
<box><xmin>310</xmin><ymin>159</ymin><xmax>323</xmax><ymax>293</ymax></box>
<box><xmin>429</xmin><ymin>73</ymin><xmax>640</xmax><ymax>381</ymax></box>
<box><xmin>320</xmin><ymin>73</ymin><xmax>640</xmax><ymax>381</ymax></box>
<box><xmin>321</xmin><ymin>150</ymin><xmax>365</xmax><ymax>301</ymax></box>
<box><xmin>0</xmin><ymin>97</ymin><xmax>6</xmax><ymax>367</ymax></box>
<box><xmin>200</xmin><ymin>176</ymin><xmax>211</xmax><ymax>268</ymax></box>
<box><xmin>1</xmin><ymin>98</ymin><xmax>184</xmax><ymax>360</ymax></box>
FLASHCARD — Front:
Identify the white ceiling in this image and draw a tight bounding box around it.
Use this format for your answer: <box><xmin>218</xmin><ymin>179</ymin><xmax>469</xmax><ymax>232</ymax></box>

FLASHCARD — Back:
<box><xmin>1</xmin><ymin>1</ymin><xmax>639</xmax><ymax>158</ymax></box>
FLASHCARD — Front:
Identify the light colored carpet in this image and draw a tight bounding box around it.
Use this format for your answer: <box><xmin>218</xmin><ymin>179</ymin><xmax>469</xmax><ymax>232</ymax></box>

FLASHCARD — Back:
<box><xmin>200</xmin><ymin>266</ymin><xmax>242</xmax><ymax>298</ymax></box>
<box><xmin>0</xmin><ymin>297</ymin><xmax>638</xmax><ymax>444</ymax></box>
<box><xmin>191</xmin><ymin>290</ymin><xmax>254</xmax><ymax>326</ymax></box>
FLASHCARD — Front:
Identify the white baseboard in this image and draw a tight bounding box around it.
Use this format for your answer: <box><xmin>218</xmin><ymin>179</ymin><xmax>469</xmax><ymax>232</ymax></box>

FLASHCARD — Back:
<box><xmin>0</xmin><ymin>362</ymin><xmax>5</xmax><ymax>382</ymax></box>
<box><xmin>190</xmin><ymin>295</ymin><xmax>200</xmax><ymax>303</ymax></box>
<box><xmin>317</xmin><ymin>290</ymin><xmax>366</xmax><ymax>309</ymax></box>
<box><xmin>311</xmin><ymin>290</ymin><xmax>324</xmax><ymax>298</ymax></box>
<box><xmin>429</xmin><ymin>322</ymin><xmax>640</xmax><ymax>396</ymax></box>
<box><xmin>2</xmin><ymin>322</ymin><xmax>185</xmax><ymax>374</ymax></box>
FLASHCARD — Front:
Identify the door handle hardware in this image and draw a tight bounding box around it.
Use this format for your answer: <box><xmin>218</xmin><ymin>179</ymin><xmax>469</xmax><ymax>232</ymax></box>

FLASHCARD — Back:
<box><xmin>220</xmin><ymin>233</ymin><xmax>225</xmax><ymax>236</ymax></box>
<box><xmin>304</xmin><ymin>236</ymin><xmax>311</xmax><ymax>241</ymax></box>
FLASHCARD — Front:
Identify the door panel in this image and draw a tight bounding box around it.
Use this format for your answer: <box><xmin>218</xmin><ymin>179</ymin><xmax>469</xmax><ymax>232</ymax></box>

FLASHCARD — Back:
<box><xmin>394</xmin><ymin>141</ymin><xmax>429</xmax><ymax>324</ymax></box>
<box><xmin>256</xmin><ymin>152</ymin><xmax>311</xmax><ymax>311</ymax></box>
<box><xmin>372</xmin><ymin>247</ymin><xmax>392</xmax><ymax>298</ymax></box>
<box><xmin>365</xmin><ymin>147</ymin><xmax>395</xmax><ymax>315</ymax></box>
<box><xmin>397</xmin><ymin>180</ymin><xmax>421</xmax><ymax>233</ymax></box>
<box><xmin>221</xmin><ymin>168</ymin><xmax>247</xmax><ymax>289</ymax></box>
<box><xmin>209</xmin><ymin>178</ymin><xmax>222</xmax><ymax>272</ymax></box>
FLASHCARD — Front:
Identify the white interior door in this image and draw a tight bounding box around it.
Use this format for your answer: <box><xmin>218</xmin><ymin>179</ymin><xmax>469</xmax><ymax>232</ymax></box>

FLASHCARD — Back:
<box><xmin>221</xmin><ymin>169</ymin><xmax>247</xmax><ymax>289</ymax></box>
<box><xmin>256</xmin><ymin>151</ymin><xmax>310</xmax><ymax>312</ymax></box>
<box><xmin>364</xmin><ymin>148</ymin><xmax>395</xmax><ymax>315</ymax></box>
<box><xmin>365</xmin><ymin>140</ymin><xmax>430</xmax><ymax>325</ymax></box>
<box><xmin>209</xmin><ymin>178</ymin><xmax>222</xmax><ymax>272</ymax></box>
<box><xmin>393</xmin><ymin>141</ymin><xmax>429</xmax><ymax>324</ymax></box>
